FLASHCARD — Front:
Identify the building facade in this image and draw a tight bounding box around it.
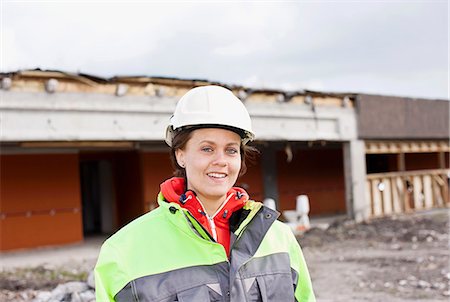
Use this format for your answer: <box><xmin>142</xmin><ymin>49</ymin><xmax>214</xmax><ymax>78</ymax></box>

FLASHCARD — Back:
<box><xmin>1</xmin><ymin>70</ymin><xmax>448</xmax><ymax>251</ymax></box>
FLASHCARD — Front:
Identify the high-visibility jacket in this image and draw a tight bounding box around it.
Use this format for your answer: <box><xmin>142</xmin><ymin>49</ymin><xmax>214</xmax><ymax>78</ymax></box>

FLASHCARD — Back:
<box><xmin>159</xmin><ymin>177</ymin><xmax>252</xmax><ymax>256</ymax></box>
<box><xmin>95</xmin><ymin>193</ymin><xmax>316</xmax><ymax>302</ymax></box>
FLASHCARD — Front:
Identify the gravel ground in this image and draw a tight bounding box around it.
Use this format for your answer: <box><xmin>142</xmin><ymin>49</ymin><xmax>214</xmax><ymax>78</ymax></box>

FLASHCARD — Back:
<box><xmin>1</xmin><ymin>208</ymin><xmax>448</xmax><ymax>301</ymax></box>
<box><xmin>301</xmin><ymin>208</ymin><xmax>450</xmax><ymax>302</ymax></box>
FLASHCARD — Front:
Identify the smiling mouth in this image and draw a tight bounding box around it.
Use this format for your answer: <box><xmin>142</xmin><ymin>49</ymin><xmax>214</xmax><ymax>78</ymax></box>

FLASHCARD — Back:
<box><xmin>207</xmin><ymin>172</ymin><xmax>227</xmax><ymax>179</ymax></box>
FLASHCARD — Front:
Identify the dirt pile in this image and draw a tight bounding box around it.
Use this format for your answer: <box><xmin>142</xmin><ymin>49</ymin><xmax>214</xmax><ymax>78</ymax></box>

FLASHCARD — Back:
<box><xmin>301</xmin><ymin>209</ymin><xmax>449</xmax><ymax>301</ymax></box>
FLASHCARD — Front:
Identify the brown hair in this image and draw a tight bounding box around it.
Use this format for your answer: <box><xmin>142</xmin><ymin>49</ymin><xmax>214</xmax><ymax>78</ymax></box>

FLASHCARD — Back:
<box><xmin>169</xmin><ymin>127</ymin><xmax>259</xmax><ymax>179</ymax></box>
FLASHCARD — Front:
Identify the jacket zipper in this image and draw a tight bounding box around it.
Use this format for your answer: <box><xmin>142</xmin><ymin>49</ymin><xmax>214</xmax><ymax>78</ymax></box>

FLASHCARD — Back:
<box><xmin>197</xmin><ymin>194</ymin><xmax>234</xmax><ymax>242</ymax></box>
<box><xmin>185</xmin><ymin>211</ymin><xmax>216</xmax><ymax>242</ymax></box>
<box><xmin>206</xmin><ymin>216</ymin><xmax>217</xmax><ymax>240</ymax></box>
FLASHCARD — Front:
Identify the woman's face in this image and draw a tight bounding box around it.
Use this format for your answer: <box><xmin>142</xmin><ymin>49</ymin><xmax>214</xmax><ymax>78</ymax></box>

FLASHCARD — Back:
<box><xmin>175</xmin><ymin>128</ymin><xmax>242</xmax><ymax>205</ymax></box>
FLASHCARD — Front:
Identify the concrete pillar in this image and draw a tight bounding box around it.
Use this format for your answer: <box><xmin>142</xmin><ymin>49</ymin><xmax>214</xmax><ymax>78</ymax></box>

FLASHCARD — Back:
<box><xmin>261</xmin><ymin>145</ymin><xmax>279</xmax><ymax>208</ymax></box>
<box><xmin>343</xmin><ymin>140</ymin><xmax>369</xmax><ymax>222</ymax></box>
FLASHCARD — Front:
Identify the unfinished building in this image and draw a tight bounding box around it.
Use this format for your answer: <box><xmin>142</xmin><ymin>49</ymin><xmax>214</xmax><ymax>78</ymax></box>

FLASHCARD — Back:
<box><xmin>1</xmin><ymin>70</ymin><xmax>448</xmax><ymax>251</ymax></box>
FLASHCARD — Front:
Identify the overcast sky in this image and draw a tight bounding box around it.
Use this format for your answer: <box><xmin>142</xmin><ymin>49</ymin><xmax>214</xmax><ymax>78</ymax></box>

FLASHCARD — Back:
<box><xmin>2</xmin><ymin>0</ymin><xmax>448</xmax><ymax>99</ymax></box>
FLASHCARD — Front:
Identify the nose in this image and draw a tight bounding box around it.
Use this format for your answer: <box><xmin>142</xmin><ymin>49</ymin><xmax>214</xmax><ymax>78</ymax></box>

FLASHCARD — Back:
<box><xmin>212</xmin><ymin>150</ymin><xmax>227</xmax><ymax>166</ymax></box>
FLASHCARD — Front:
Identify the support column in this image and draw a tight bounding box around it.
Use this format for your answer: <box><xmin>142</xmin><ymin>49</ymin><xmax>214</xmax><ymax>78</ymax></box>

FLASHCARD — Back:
<box><xmin>397</xmin><ymin>153</ymin><xmax>405</xmax><ymax>171</ymax></box>
<box><xmin>261</xmin><ymin>145</ymin><xmax>279</xmax><ymax>208</ymax></box>
<box><xmin>438</xmin><ymin>152</ymin><xmax>445</xmax><ymax>169</ymax></box>
<box><xmin>343</xmin><ymin>140</ymin><xmax>369</xmax><ymax>222</ymax></box>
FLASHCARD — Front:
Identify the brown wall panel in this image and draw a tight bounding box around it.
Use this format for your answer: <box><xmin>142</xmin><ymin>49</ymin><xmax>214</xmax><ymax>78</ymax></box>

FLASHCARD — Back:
<box><xmin>276</xmin><ymin>148</ymin><xmax>346</xmax><ymax>216</ymax></box>
<box><xmin>0</xmin><ymin>154</ymin><xmax>82</xmax><ymax>251</ymax></box>
<box><xmin>115</xmin><ymin>152</ymin><xmax>145</xmax><ymax>226</ymax></box>
<box><xmin>446</xmin><ymin>152</ymin><xmax>449</xmax><ymax>168</ymax></box>
<box><xmin>405</xmin><ymin>153</ymin><xmax>440</xmax><ymax>171</ymax></box>
<box><xmin>140</xmin><ymin>152</ymin><xmax>174</xmax><ymax>211</ymax></box>
<box><xmin>236</xmin><ymin>156</ymin><xmax>264</xmax><ymax>201</ymax></box>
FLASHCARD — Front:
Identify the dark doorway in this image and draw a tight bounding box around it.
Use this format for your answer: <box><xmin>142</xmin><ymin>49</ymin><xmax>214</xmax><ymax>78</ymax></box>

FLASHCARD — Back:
<box><xmin>366</xmin><ymin>154</ymin><xmax>398</xmax><ymax>173</ymax></box>
<box><xmin>80</xmin><ymin>160</ymin><xmax>115</xmax><ymax>235</ymax></box>
<box><xmin>80</xmin><ymin>161</ymin><xmax>101</xmax><ymax>234</ymax></box>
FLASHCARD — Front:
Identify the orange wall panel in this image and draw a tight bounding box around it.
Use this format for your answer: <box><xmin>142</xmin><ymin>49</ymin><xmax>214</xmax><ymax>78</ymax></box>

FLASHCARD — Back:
<box><xmin>140</xmin><ymin>152</ymin><xmax>174</xmax><ymax>211</ymax></box>
<box><xmin>276</xmin><ymin>148</ymin><xmax>346</xmax><ymax>216</ymax></box>
<box><xmin>0</xmin><ymin>154</ymin><xmax>83</xmax><ymax>251</ymax></box>
<box><xmin>1</xmin><ymin>154</ymin><xmax>81</xmax><ymax>212</ymax></box>
<box><xmin>115</xmin><ymin>152</ymin><xmax>145</xmax><ymax>226</ymax></box>
<box><xmin>0</xmin><ymin>212</ymin><xmax>82</xmax><ymax>250</ymax></box>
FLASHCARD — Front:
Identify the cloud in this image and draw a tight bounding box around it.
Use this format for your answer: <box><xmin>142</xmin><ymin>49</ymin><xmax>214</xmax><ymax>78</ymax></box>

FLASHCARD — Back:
<box><xmin>1</xmin><ymin>26</ymin><xmax>26</xmax><ymax>71</ymax></box>
<box><xmin>1</xmin><ymin>1</ymin><xmax>448</xmax><ymax>99</ymax></box>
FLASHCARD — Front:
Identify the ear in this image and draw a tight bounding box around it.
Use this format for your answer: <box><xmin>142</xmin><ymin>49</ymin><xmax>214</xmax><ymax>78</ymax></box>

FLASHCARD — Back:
<box><xmin>175</xmin><ymin>149</ymin><xmax>185</xmax><ymax>168</ymax></box>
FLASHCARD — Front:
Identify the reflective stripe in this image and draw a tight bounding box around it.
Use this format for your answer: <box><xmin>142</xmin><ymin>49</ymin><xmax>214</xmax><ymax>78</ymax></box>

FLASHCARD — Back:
<box><xmin>237</xmin><ymin>253</ymin><xmax>296</xmax><ymax>302</ymax></box>
<box><xmin>206</xmin><ymin>283</ymin><xmax>222</xmax><ymax>295</ymax></box>
<box><xmin>114</xmin><ymin>253</ymin><xmax>298</xmax><ymax>302</ymax></box>
<box><xmin>230</xmin><ymin>206</ymin><xmax>279</xmax><ymax>282</ymax></box>
<box><xmin>115</xmin><ymin>262</ymin><xmax>229</xmax><ymax>302</ymax></box>
<box><xmin>229</xmin><ymin>206</ymin><xmax>280</xmax><ymax>301</ymax></box>
<box><xmin>243</xmin><ymin>277</ymin><xmax>256</xmax><ymax>292</ymax></box>
<box><xmin>239</xmin><ymin>252</ymin><xmax>291</xmax><ymax>278</ymax></box>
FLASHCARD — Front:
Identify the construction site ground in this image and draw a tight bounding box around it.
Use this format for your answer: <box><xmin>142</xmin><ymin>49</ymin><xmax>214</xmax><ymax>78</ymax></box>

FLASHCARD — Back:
<box><xmin>1</xmin><ymin>208</ymin><xmax>449</xmax><ymax>302</ymax></box>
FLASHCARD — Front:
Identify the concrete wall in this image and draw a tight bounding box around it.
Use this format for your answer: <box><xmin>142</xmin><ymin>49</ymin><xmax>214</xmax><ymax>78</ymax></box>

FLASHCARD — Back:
<box><xmin>0</xmin><ymin>154</ymin><xmax>83</xmax><ymax>250</ymax></box>
<box><xmin>1</xmin><ymin>91</ymin><xmax>358</xmax><ymax>143</ymax></box>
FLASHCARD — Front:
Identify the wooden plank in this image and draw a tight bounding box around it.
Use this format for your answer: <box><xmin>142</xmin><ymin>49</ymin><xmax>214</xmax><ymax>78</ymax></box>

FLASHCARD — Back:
<box><xmin>366</xmin><ymin>180</ymin><xmax>374</xmax><ymax>216</ymax></box>
<box><xmin>394</xmin><ymin>177</ymin><xmax>405</xmax><ymax>213</ymax></box>
<box><xmin>397</xmin><ymin>153</ymin><xmax>405</xmax><ymax>171</ymax></box>
<box><xmin>413</xmin><ymin>176</ymin><xmax>423</xmax><ymax>210</ymax></box>
<box><xmin>391</xmin><ymin>177</ymin><xmax>401</xmax><ymax>213</ymax></box>
<box><xmin>442</xmin><ymin>174</ymin><xmax>450</xmax><ymax>204</ymax></box>
<box><xmin>382</xmin><ymin>178</ymin><xmax>392</xmax><ymax>215</ymax></box>
<box><xmin>431</xmin><ymin>176</ymin><xmax>443</xmax><ymax>206</ymax></box>
<box><xmin>367</xmin><ymin>168</ymin><xmax>449</xmax><ymax>179</ymax></box>
<box><xmin>422</xmin><ymin>175</ymin><xmax>433</xmax><ymax>209</ymax></box>
<box><xmin>372</xmin><ymin>180</ymin><xmax>383</xmax><ymax>217</ymax></box>
<box><xmin>365</xmin><ymin>141</ymin><xmax>450</xmax><ymax>154</ymax></box>
<box><xmin>405</xmin><ymin>177</ymin><xmax>414</xmax><ymax>212</ymax></box>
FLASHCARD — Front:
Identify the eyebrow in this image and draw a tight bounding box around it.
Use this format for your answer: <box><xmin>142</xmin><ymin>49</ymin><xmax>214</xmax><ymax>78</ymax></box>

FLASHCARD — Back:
<box><xmin>199</xmin><ymin>140</ymin><xmax>240</xmax><ymax>147</ymax></box>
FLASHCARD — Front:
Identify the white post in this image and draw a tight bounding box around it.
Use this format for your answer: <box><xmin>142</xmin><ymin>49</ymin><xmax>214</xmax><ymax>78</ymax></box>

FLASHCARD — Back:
<box><xmin>296</xmin><ymin>195</ymin><xmax>310</xmax><ymax>230</ymax></box>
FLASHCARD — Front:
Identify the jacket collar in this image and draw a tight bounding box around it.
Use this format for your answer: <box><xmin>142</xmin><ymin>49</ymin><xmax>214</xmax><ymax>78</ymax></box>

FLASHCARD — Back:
<box><xmin>160</xmin><ymin>177</ymin><xmax>248</xmax><ymax>227</ymax></box>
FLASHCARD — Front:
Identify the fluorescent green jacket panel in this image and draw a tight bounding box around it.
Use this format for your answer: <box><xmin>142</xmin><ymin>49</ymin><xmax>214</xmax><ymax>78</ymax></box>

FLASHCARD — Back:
<box><xmin>95</xmin><ymin>198</ymin><xmax>315</xmax><ymax>302</ymax></box>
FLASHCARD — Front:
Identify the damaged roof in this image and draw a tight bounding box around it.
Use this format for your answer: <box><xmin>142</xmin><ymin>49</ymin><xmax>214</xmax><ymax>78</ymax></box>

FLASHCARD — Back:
<box><xmin>0</xmin><ymin>68</ymin><xmax>359</xmax><ymax>100</ymax></box>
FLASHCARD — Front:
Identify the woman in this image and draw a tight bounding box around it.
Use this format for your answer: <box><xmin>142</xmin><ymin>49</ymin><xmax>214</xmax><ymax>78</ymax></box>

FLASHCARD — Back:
<box><xmin>95</xmin><ymin>85</ymin><xmax>316</xmax><ymax>301</ymax></box>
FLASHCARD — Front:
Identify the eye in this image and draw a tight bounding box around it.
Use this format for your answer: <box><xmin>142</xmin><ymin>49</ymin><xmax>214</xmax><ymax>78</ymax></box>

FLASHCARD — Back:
<box><xmin>201</xmin><ymin>146</ymin><xmax>213</xmax><ymax>153</ymax></box>
<box><xmin>226</xmin><ymin>148</ymin><xmax>239</xmax><ymax>155</ymax></box>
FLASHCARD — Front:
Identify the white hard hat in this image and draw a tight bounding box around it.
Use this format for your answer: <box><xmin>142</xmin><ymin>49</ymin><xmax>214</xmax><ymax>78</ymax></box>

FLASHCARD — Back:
<box><xmin>165</xmin><ymin>85</ymin><xmax>255</xmax><ymax>146</ymax></box>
